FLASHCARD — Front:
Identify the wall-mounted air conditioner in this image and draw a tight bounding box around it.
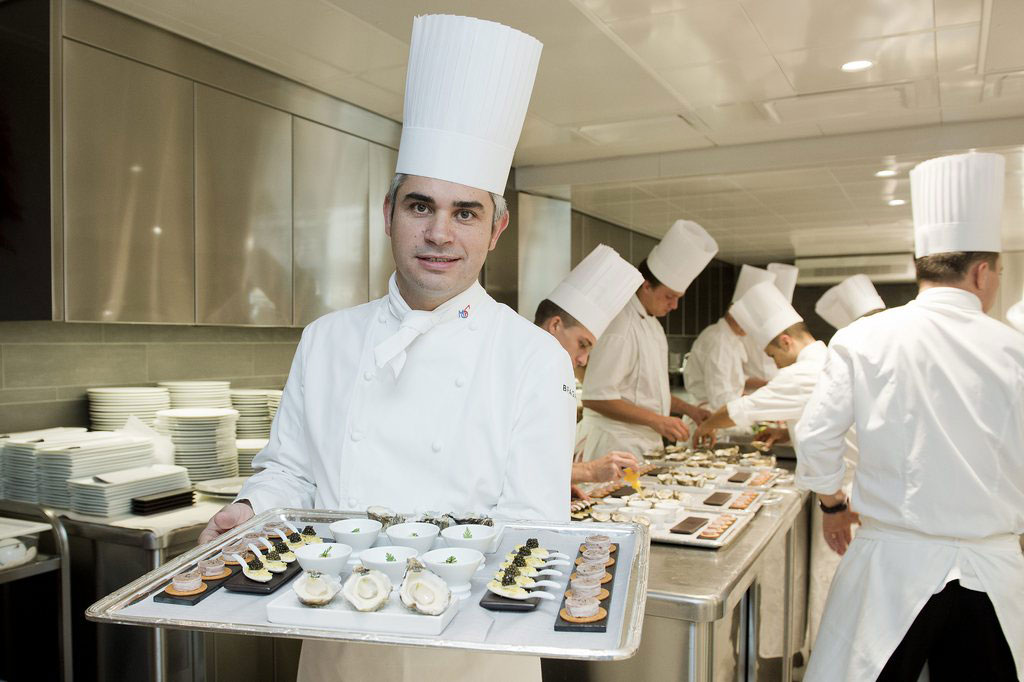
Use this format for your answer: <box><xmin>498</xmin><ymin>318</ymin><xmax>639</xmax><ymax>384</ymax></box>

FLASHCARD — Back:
<box><xmin>794</xmin><ymin>253</ymin><xmax>915</xmax><ymax>285</ymax></box>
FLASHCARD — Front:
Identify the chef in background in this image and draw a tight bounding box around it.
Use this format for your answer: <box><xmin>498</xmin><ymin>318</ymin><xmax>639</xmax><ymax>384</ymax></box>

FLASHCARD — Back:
<box><xmin>796</xmin><ymin>152</ymin><xmax>1023</xmax><ymax>681</ymax></box>
<box><xmin>738</xmin><ymin>262</ymin><xmax>797</xmax><ymax>386</ymax></box>
<box><xmin>199</xmin><ymin>15</ymin><xmax>575</xmax><ymax>682</ymax></box>
<box><xmin>815</xmin><ymin>273</ymin><xmax>886</xmax><ymax>330</ymax></box>
<box><xmin>684</xmin><ymin>264</ymin><xmax>775</xmax><ymax>410</ymax></box>
<box><xmin>532</xmin><ymin>244</ymin><xmax>644</xmax><ymax>490</ymax></box>
<box><xmin>578</xmin><ymin>220</ymin><xmax>717</xmax><ymax>461</ymax></box>
<box><xmin>1009</xmin><ymin>300</ymin><xmax>1024</xmax><ymax>332</ymax></box>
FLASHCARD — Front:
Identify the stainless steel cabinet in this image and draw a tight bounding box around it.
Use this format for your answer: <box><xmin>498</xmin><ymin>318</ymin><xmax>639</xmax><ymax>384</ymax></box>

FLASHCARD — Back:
<box><xmin>195</xmin><ymin>85</ymin><xmax>292</xmax><ymax>326</ymax></box>
<box><xmin>63</xmin><ymin>41</ymin><xmax>195</xmax><ymax>323</ymax></box>
<box><xmin>368</xmin><ymin>143</ymin><xmax>398</xmax><ymax>300</ymax></box>
<box><xmin>292</xmin><ymin>119</ymin><xmax>369</xmax><ymax>325</ymax></box>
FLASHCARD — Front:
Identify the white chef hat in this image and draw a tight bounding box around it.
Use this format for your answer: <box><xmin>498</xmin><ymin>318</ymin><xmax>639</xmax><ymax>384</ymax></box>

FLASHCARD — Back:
<box><xmin>767</xmin><ymin>263</ymin><xmax>799</xmax><ymax>302</ymax></box>
<box><xmin>547</xmin><ymin>245</ymin><xmax>643</xmax><ymax>339</ymax></box>
<box><xmin>645</xmin><ymin>220</ymin><xmax>719</xmax><ymax>293</ymax></box>
<box><xmin>815</xmin><ymin>274</ymin><xmax>886</xmax><ymax>329</ymax></box>
<box><xmin>395</xmin><ymin>15</ymin><xmax>542</xmax><ymax>195</ymax></box>
<box><xmin>910</xmin><ymin>152</ymin><xmax>1005</xmax><ymax>258</ymax></box>
<box><xmin>731</xmin><ymin>281</ymin><xmax>804</xmax><ymax>350</ymax></box>
<box><xmin>731</xmin><ymin>264</ymin><xmax>776</xmax><ymax>303</ymax></box>
<box><xmin>1007</xmin><ymin>301</ymin><xmax>1024</xmax><ymax>333</ymax></box>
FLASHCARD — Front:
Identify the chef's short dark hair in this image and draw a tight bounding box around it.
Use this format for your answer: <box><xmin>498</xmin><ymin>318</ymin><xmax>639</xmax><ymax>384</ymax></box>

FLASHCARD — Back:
<box><xmin>533</xmin><ymin>299</ymin><xmax>581</xmax><ymax>328</ymax></box>
<box><xmin>637</xmin><ymin>259</ymin><xmax>662</xmax><ymax>288</ymax></box>
<box><xmin>915</xmin><ymin>252</ymin><xmax>999</xmax><ymax>284</ymax></box>
<box><xmin>768</xmin><ymin>322</ymin><xmax>811</xmax><ymax>347</ymax></box>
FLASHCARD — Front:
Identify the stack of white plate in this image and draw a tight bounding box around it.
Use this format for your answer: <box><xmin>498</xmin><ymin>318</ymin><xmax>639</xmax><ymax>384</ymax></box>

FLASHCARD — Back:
<box><xmin>87</xmin><ymin>387</ymin><xmax>171</xmax><ymax>431</ymax></box>
<box><xmin>36</xmin><ymin>435</ymin><xmax>156</xmax><ymax>508</ymax></box>
<box><xmin>158</xmin><ymin>381</ymin><xmax>232</xmax><ymax>409</ymax></box>
<box><xmin>230</xmin><ymin>390</ymin><xmax>272</xmax><ymax>438</ymax></box>
<box><xmin>157</xmin><ymin>408</ymin><xmax>239</xmax><ymax>482</ymax></box>
<box><xmin>236</xmin><ymin>438</ymin><xmax>268</xmax><ymax>476</ymax></box>
<box><xmin>0</xmin><ymin>427</ymin><xmax>88</xmax><ymax>501</ymax></box>
<box><xmin>1</xmin><ymin>431</ymin><xmax>122</xmax><ymax>504</ymax></box>
<box><xmin>68</xmin><ymin>464</ymin><xmax>190</xmax><ymax>516</ymax></box>
<box><xmin>267</xmin><ymin>390</ymin><xmax>283</xmax><ymax>421</ymax></box>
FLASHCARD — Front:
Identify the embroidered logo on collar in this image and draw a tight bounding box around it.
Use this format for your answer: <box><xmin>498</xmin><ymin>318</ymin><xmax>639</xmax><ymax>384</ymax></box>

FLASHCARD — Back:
<box><xmin>458</xmin><ymin>305</ymin><xmax>471</xmax><ymax>319</ymax></box>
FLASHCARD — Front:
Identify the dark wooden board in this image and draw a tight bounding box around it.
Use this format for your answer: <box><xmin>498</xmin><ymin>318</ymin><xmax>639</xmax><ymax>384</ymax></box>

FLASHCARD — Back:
<box><xmin>221</xmin><ymin>560</ymin><xmax>301</xmax><ymax>595</ymax></box>
<box><xmin>553</xmin><ymin>543</ymin><xmax>620</xmax><ymax>633</ymax></box>
<box><xmin>153</xmin><ymin>565</ymin><xmax>241</xmax><ymax>606</ymax></box>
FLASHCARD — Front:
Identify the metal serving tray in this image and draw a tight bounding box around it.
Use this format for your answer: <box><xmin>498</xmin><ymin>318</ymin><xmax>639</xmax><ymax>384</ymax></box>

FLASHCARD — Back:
<box><xmin>86</xmin><ymin>508</ymin><xmax>650</xmax><ymax>661</ymax></box>
<box><xmin>648</xmin><ymin>509</ymin><xmax>756</xmax><ymax>549</ymax></box>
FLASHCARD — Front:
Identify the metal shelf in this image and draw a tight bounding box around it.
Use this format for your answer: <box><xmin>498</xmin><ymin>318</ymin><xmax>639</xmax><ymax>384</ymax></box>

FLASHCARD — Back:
<box><xmin>0</xmin><ymin>554</ymin><xmax>60</xmax><ymax>586</ymax></box>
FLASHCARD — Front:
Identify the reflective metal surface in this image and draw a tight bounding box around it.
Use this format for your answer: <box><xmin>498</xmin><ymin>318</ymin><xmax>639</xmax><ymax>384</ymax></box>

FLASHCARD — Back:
<box><xmin>367</xmin><ymin>143</ymin><xmax>398</xmax><ymax>300</ymax></box>
<box><xmin>63</xmin><ymin>40</ymin><xmax>195</xmax><ymax>323</ymax></box>
<box><xmin>516</xmin><ymin>193</ymin><xmax>571</xmax><ymax>319</ymax></box>
<box><xmin>195</xmin><ymin>85</ymin><xmax>292</xmax><ymax>326</ymax></box>
<box><xmin>293</xmin><ymin>118</ymin><xmax>369</xmax><ymax>325</ymax></box>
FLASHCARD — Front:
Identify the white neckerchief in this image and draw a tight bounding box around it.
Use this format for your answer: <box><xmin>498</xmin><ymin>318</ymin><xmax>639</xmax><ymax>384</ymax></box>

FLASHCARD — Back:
<box><xmin>373</xmin><ymin>274</ymin><xmax>488</xmax><ymax>378</ymax></box>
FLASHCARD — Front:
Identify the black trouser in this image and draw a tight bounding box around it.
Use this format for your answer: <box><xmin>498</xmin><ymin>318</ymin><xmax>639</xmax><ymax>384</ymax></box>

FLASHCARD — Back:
<box><xmin>877</xmin><ymin>580</ymin><xmax>1017</xmax><ymax>681</ymax></box>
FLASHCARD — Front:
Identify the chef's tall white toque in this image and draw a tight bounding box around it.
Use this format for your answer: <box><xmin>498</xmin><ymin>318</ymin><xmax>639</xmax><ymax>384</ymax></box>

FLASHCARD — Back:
<box><xmin>731</xmin><ymin>281</ymin><xmax>804</xmax><ymax>350</ymax></box>
<box><xmin>767</xmin><ymin>263</ymin><xmax>799</xmax><ymax>302</ymax></box>
<box><xmin>395</xmin><ymin>14</ymin><xmax>542</xmax><ymax>195</ymax></box>
<box><xmin>547</xmin><ymin>245</ymin><xmax>643</xmax><ymax>339</ymax></box>
<box><xmin>731</xmin><ymin>264</ymin><xmax>776</xmax><ymax>303</ymax></box>
<box><xmin>1007</xmin><ymin>300</ymin><xmax>1024</xmax><ymax>333</ymax></box>
<box><xmin>910</xmin><ymin>152</ymin><xmax>1005</xmax><ymax>258</ymax></box>
<box><xmin>814</xmin><ymin>274</ymin><xmax>886</xmax><ymax>329</ymax></box>
<box><xmin>646</xmin><ymin>220</ymin><xmax>719</xmax><ymax>293</ymax></box>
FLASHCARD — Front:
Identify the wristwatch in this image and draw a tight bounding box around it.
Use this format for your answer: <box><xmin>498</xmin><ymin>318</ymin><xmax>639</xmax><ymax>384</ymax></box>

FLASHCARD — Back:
<box><xmin>818</xmin><ymin>498</ymin><xmax>848</xmax><ymax>514</ymax></box>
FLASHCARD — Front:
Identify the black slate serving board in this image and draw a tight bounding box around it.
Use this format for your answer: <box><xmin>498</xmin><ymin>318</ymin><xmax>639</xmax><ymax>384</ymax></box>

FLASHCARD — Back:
<box><xmin>222</xmin><ymin>560</ymin><xmax>301</xmax><ymax>595</ymax></box>
<box><xmin>553</xmin><ymin>543</ymin><xmax>620</xmax><ymax>633</ymax></box>
<box><xmin>153</xmin><ymin>565</ymin><xmax>241</xmax><ymax>606</ymax></box>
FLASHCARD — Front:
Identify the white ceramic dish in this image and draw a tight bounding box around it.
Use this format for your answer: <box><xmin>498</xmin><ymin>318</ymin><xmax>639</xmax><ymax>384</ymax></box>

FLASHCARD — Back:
<box><xmin>439</xmin><ymin>524</ymin><xmax>500</xmax><ymax>554</ymax></box>
<box><xmin>359</xmin><ymin>546</ymin><xmax>418</xmax><ymax>584</ymax></box>
<box><xmin>295</xmin><ymin>542</ymin><xmax>352</xmax><ymax>576</ymax></box>
<box><xmin>385</xmin><ymin>522</ymin><xmax>439</xmax><ymax>554</ymax></box>
<box><xmin>421</xmin><ymin>547</ymin><xmax>484</xmax><ymax>597</ymax></box>
<box><xmin>329</xmin><ymin>519</ymin><xmax>382</xmax><ymax>554</ymax></box>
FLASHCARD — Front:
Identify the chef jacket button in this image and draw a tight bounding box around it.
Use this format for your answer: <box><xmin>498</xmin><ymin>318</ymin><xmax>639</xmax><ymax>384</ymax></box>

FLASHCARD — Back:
<box><xmin>431</xmin><ymin>441</ymin><xmax>443</xmax><ymax>453</ymax></box>
<box><xmin>455</xmin><ymin>376</ymin><xmax>465</xmax><ymax>388</ymax></box>
<box><xmin>363</xmin><ymin>370</ymin><xmax>374</xmax><ymax>381</ymax></box>
<box><xmin>351</xmin><ymin>430</ymin><xmax>364</xmax><ymax>442</ymax></box>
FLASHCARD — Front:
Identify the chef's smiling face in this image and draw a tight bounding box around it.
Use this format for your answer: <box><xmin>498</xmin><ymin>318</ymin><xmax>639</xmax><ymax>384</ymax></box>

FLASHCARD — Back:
<box><xmin>385</xmin><ymin>175</ymin><xmax>509</xmax><ymax>311</ymax></box>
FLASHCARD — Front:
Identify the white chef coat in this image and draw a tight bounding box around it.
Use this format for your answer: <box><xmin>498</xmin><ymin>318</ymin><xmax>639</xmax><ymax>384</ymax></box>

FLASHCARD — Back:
<box><xmin>795</xmin><ymin>287</ymin><xmax>1024</xmax><ymax>681</ymax></box>
<box><xmin>239</xmin><ymin>275</ymin><xmax>577</xmax><ymax>681</ymax></box>
<box><xmin>578</xmin><ymin>295</ymin><xmax>668</xmax><ymax>460</ymax></box>
<box><xmin>683</xmin><ymin>317</ymin><xmax>747</xmax><ymax>410</ymax></box>
<box><xmin>740</xmin><ymin>330</ymin><xmax>779</xmax><ymax>383</ymax></box>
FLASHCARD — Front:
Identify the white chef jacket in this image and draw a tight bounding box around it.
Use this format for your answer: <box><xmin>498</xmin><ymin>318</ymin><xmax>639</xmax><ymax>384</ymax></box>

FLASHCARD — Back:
<box><xmin>740</xmin><ymin>330</ymin><xmax>779</xmax><ymax>383</ymax></box>
<box><xmin>726</xmin><ymin>340</ymin><xmax>826</xmax><ymax>433</ymax></box>
<box><xmin>238</xmin><ymin>276</ymin><xmax>577</xmax><ymax>682</ymax></box>
<box><xmin>578</xmin><ymin>295</ymin><xmax>668</xmax><ymax>460</ymax></box>
<box><xmin>683</xmin><ymin>317</ymin><xmax>747</xmax><ymax>410</ymax></box>
<box><xmin>795</xmin><ymin>287</ymin><xmax>1024</xmax><ymax>681</ymax></box>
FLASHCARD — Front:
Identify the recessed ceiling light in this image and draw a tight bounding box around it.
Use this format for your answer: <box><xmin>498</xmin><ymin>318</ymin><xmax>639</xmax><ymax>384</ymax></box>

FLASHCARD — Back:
<box><xmin>888</xmin><ymin>199</ymin><xmax>906</xmax><ymax>206</ymax></box>
<box><xmin>841</xmin><ymin>59</ymin><xmax>874</xmax><ymax>73</ymax></box>
<box><xmin>875</xmin><ymin>169</ymin><xmax>897</xmax><ymax>177</ymax></box>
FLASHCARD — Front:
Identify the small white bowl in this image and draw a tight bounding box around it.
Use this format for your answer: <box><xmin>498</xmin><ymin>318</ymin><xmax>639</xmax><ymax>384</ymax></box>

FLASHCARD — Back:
<box><xmin>598</xmin><ymin>498</ymin><xmax>626</xmax><ymax>508</ymax></box>
<box><xmin>641</xmin><ymin>508</ymin><xmax>672</xmax><ymax>528</ymax></box>
<box><xmin>654</xmin><ymin>500</ymin><xmax>681</xmax><ymax>509</ymax></box>
<box><xmin>294</xmin><ymin>542</ymin><xmax>352</xmax><ymax>576</ymax></box>
<box><xmin>385</xmin><ymin>522</ymin><xmax>440</xmax><ymax>554</ymax></box>
<box><xmin>359</xmin><ymin>545</ymin><xmax>418</xmax><ymax>584</ymax></box>
<box><xmin>421</xmin><ymin>547</ymin><xmax>484</xmax><ymax>596</ymax></box>
<box><xmin>329</xmin><ymin>519</ymin><xmax>382</xmax><ymax>554</ymax></box>
<box><xmin>627</xmin><ymin>499</ymin><xmax>653</xmax><ymax>509</ymax></box>
<box><xmin>440</xmin><ymin>524</ymin><xmax>499</xmax><ymax>553</ymax></box>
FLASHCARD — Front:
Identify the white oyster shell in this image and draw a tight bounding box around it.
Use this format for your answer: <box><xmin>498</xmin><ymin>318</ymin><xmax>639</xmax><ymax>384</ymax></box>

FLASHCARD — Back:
<box><xmin>294</xmin><ymin>571</ymin><xmax>341</xmax><ymax>607</ymax></box>
<box><xmin>342</xmin><ymin>567</ymin><xmax>392</xmax><ymax>612</ymax></box>
<box><xmin>399</xmin><ymin>558</ymin><xmax>451</xmax><ymax>616</ymax></box>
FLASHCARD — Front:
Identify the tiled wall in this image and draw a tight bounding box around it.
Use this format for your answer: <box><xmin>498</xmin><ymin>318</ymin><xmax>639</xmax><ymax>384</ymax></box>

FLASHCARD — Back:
<box><xmin>0</xmin><ymin>321</ymin><xmax>301</xmax><ymax>433</ymax></box>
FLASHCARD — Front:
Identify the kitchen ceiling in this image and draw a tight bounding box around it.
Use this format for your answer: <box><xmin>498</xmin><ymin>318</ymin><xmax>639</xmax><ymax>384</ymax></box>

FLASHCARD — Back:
<box><xmin>90</xmin><ymin>0</ymin><xmax>1024</xmax><ymax>263</ymax></box>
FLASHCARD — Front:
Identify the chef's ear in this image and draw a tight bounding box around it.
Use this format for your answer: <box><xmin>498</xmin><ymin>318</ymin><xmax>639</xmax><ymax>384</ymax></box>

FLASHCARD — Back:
<box><xmin>488</xmin><ymin>210</ymin><xmax>511</xmax><ymax>251</ymax></box>
<box><xmin>383</xmin><ymin>197</ymin><xmax>393</xmax><ymax>237</ymax></box>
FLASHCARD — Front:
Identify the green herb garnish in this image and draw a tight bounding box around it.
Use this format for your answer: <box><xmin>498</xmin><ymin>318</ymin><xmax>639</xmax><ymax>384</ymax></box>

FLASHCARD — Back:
<box><xmin>463</xmin><ymin>528</ymin><xmax>473</xmax><ymax>539</ymax></box>
<box><xmin>319</xmin><ymin>546</ymin><xmax>332</xmax><ymax>558</ymax></box>
<box><xmin>445</xmin><ymin>555</ymin><xmax>457</xmax><ymax>564</ymax></box>
<box><xmin>410</xmin><ymin>532</ymin><xmax>418</xmax><ymax>537</ymax></box>
<box><xmin>385</xmin><ymin>552</ymin><xmax>396</xmax><ymax>562</ymax></box>
<box><xmin>352</xmin><ymin>528</ymin><xmax>360</xmax><ymax>533</ymax></box>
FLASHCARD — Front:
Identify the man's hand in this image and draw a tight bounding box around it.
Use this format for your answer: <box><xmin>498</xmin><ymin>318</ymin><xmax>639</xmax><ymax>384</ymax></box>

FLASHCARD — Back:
<box><xmin>693</xmin><ymin>419</ymin><xmax>718</xmax><ymax>448</ymax></box>
<box><xmin>754</xmin><ymin>426</ymin><xmax>790</xmax><ymax>448</ymax></box>
<box><xmin>587</xmin><ymin>451</ymin><xmax>640</xmax><ymax>482</ymax></box>
<box><xmin>649</xmin><ymin>414</ymin><xmax>690</xmax><ymax>442</ymax></box>
<box><xmin>821</xmin><ymin>508</ymin><xmax>860</xmax><ymax>556</ymax></box>
<box><xmin>198</xmin><ymin>502</ymin><xmax>254</xmax><ymax>545</ymax></box>
<box><xmin>682</xmin><ymin>403</ymin><xmax>711</xmax><ymax>425</ymax></box>
<box><xmin>570</xmin><ymin>484</ymin><xmax>590</xmax><ymax>500</ymax></box>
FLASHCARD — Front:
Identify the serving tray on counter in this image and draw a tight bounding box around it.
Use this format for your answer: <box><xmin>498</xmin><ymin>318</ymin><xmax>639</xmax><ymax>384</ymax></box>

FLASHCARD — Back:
<box><xmin>648</xmin><ymin>510</ymin><xmax>755</xmax><ymax>549</ymax></box>
<box><xmin>86</xmin><ymin>508</ymin><xmax>650</xmax><ymax>661</ymax></box>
